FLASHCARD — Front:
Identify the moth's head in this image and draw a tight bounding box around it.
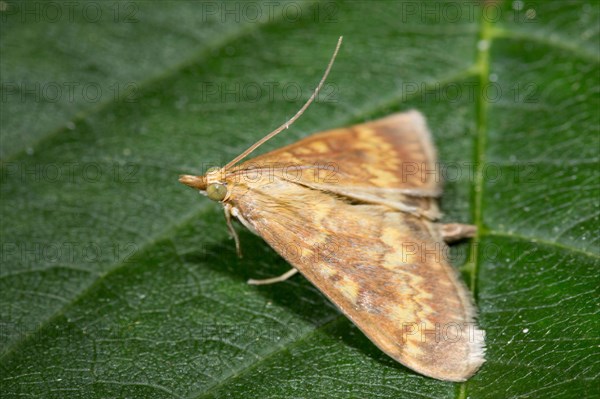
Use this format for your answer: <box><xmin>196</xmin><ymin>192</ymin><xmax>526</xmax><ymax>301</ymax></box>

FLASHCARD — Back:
<box><xmin>179</xmin><ymin>167</ymin><xmax>230</xmax><ymax>202</ymax></box>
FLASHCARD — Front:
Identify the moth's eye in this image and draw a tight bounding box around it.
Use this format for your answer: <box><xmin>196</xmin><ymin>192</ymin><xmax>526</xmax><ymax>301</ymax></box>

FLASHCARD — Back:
<box><xmin>206</xmin><ymin>183</ymin><xmax>228</xmax><ymax>201</ymax></box>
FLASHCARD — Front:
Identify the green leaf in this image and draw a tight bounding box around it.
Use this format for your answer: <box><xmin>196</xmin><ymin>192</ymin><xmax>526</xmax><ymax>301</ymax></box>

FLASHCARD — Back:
<box><xmin>1</xmin><ymin>1</ymin><xmax>598</xmax><ymax>398</ymax></box>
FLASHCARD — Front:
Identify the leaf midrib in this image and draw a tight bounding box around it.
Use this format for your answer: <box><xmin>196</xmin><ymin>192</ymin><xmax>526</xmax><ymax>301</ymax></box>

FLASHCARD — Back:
<box><xmin>457</xmin><ymin>6</ymin><xmax>596</xmax><ymax>399</ymax></box>
<box><xmin>457</xmin><ymin>8</ymin><xmax>494</xmax><ymax>399</ymax></box>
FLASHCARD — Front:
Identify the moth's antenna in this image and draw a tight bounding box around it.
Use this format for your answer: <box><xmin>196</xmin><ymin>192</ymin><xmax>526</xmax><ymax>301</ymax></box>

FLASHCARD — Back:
<box><xmin>223</xmin><ymin>36</ymin><xmax>343</xmax><ymax>171</ymax></box>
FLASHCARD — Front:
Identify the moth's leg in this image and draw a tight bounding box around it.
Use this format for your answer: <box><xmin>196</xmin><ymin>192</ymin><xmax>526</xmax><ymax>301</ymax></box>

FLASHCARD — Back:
<box><xmin>230</xmin><ymin>206</ymin><xmax>258</xmax><ymax>235</ymax></box>
<box><xmin>378</xmin><ymin>199</ymin><xmax>441</xmax><ymax>220</ymax></box>
<box><xmin>399</xmin><ymin>187</ymin><xmax>442</xmax><ymax>198</ymax></box>
<box><xmin>416</xmin><ymin>207</ymin><xmax>442</xmax><ymax>221</ymax></box>
<box><xmin>441</xmin><ymin>223</ymin><xmax>477</xmax><ymax>243</ymax></box>
<box><xmin>223</xmin><ymin>203</ymin><xmax>242</xmax><ymax>258</ymax></box>
<box><xmin>228</xmin><ymin>204</ymin><xmax>297</xmax><ymax>285</ymax></box>
<box><xmin>247</xmin><ymin>268</ymin><xmax>299</xmax><ymax>285</ymax></box>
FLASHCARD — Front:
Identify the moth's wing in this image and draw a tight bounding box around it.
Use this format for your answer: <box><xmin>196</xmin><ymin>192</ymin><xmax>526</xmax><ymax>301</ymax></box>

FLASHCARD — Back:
<box><xmin>229</xmin><ymin>111</ymin><xmax>441</xmax><ymax>216</ymax></box>
<box><xmin>229</xmin><ymin>178</ymin><xmax>485</xmax><ymax>382</ymax></box>
<box><xmin>242</xmin><ymin>110</ymin><xmax>439</xmax><ymax>192</ymax></box>
<box><xmin>226</xmin><ymin>110</ymin><xmax>485</xmax><ymax>379</ymax></box>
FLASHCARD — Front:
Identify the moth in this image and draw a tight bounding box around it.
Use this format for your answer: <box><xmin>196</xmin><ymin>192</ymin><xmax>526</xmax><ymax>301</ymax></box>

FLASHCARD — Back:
<box><xmin>179</xmin><ymin>37</ymin><xmax>485</xmax><ymax>381</ymax></box>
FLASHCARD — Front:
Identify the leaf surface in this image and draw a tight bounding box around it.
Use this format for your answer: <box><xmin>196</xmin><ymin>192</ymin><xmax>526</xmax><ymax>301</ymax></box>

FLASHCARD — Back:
<box><xmin>1</xmin><ymin>1</ymin><xmax>598</xmax><ymax>398</ymax></box>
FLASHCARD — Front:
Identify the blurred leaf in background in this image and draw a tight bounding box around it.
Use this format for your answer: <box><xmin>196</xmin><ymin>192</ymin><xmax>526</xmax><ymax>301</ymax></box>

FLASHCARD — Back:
<box><xmin>1</xmin><ymin>1</ymin><xmax>598</xmax><ymax>398</ymax></box>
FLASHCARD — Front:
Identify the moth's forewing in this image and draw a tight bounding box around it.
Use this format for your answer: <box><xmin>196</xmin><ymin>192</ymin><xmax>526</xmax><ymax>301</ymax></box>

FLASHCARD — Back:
<box><xmin>228</xmin><ymin>111</ymin><xmax>442</xmax><ymax>216</ymax></box>
<box><xmin>237</xmin><ymin>111</ymin><xmax>438</xmax><ymax>191</ymax></box>
<box><xmin>225</xmin><ymin>111</ymin><xmax>485</xmax><ymax>381</ymax></box>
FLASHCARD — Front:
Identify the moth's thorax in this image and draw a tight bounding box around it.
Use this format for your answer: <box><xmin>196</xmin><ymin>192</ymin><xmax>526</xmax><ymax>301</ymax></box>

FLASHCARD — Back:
<box><xmin>206</xmin><ymin>168</ymin><xmax>226</xmax><ymax>185</ymax></box>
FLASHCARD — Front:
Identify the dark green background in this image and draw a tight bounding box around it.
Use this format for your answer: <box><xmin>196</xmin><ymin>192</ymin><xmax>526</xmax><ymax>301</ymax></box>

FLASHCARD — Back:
<box><xmin>1</xmin><ymin>1</ymin><xmax>598</xmax><ymax>398</ymax></box>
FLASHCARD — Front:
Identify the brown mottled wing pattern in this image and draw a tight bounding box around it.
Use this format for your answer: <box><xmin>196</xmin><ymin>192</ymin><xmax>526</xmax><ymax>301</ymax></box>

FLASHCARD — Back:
<box><xmin>229</xmin><ymin>111</ymin><xmax>442</xmax><ymax>219</ymax></box>
<box><xmin>225</xmin><ymin>111</ymin><xmax>485</xmax><ymax>381</ymax></box>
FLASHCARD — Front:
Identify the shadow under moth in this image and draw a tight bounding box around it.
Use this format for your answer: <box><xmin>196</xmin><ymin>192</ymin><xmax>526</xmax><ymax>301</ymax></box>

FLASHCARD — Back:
<box><xmin>179</xmin><ymin>37</ymin><xmax>485</xmax><ymax>381</ymax></box>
